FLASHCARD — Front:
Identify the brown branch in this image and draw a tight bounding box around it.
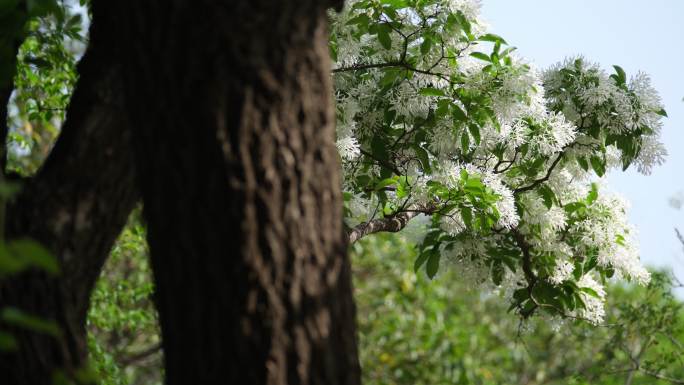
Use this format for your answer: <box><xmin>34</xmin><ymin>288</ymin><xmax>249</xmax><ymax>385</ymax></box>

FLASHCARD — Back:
<box><xmin>493</xmin><ymin>148</ymin><xmax>519</xmax><ymax>174</ymax></box>
<box><xmin>511</xmin><ymin>228</ymin><xmax>541</xmax><ymax>318</ymax></box>
<box><xmin>638</xmin><ymin>369</ymin><xmax>684</xmax><ymax>385</ymax></box>
<box><xmin>624</xmin><ymin>336</ymin><xmax>654</xmax><ymax>385</ymax></box>
<box><xmin>118</xmin><ymin>343</ymin><xmax>163</xmax><ymax>366</ymax></box>
<box><xmin>332</xmin><ymin>60</ymin><xmax>452</xmax><ymax>82</ymax></box>
<box><xmin>333</xmin><ymin>60</ymin><xmax>407</xmax><ymax>73</ymax></box>
<box><xmin>348</xmin><ymin>204</ymin><xmax>436</xmax><ymax>244</ymax></box>
<box><xmin>514</xmin><ymin>152</ymin><xmax>565</xmax><ymax>195</ymax></box>
<box><xmin>512</xmin><ymin>229</ymin><xmax>536</xmax><ymax>287</ymax></box>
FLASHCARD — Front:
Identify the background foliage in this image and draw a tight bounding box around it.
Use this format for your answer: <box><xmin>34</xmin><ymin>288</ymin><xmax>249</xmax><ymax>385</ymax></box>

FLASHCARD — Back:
<box><xmin>86</xmin><ymin>229</ymin><xmax>684</xmax><ymax>385</ymax></box>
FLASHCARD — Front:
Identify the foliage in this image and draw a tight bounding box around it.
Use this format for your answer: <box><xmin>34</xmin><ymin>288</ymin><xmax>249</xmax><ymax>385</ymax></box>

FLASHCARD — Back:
<box><xmin>0</xmin><ymin>237</ymin><xmax>61</xmax><ymax>352</ymax></box>
<box><xmin>85</xmin><ymin>229</ymin><xmax>684</xmax><ymax>385</ymax></box>
<box><xmin>0</xmin><ymin>0</ymin><xmax>84</xmax><ymax>358</ymax></box>
<box><xmin>3</xmin><ymin>0</ymin><xmax>85</xmax><ymax>174</ymax></box>
<box><xmin>353</xmin><ymin>233</ymin><xmax>684</xmax><ymax>385</ymax></box>
<box><xmin>86</xmin><ymin>211</ymin><xmax>162</xmax><ymax>385</ymax></box>
<box><xmin>331</xmin><ymin>0</ymin><xmax>666</xmax><ymax>324</ymax></box>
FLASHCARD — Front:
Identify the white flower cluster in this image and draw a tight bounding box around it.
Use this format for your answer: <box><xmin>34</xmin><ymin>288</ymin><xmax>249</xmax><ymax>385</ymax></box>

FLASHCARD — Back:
<box><xmin>549</xmin><ymin>260</ymin><xmax>574</xmax><ymax>285</ymax></box>
<box><xmin>573</xmin><ymin>192</ymin><xmax>651</xmax><ymax>285</ymax></box>
<box><xmin>543</xmin><ymin>57</ymin><xmax>667</xmax><ymax>175</ymax></box>
<box><xmin>577</xmin><ymin>274</ymin><xmax>607</xmax><ymax>325</ymax></box>
<box><xmin>336</xmin><ymin>136</ymin><xmax>361</xmax><ymax>161</ymax></box>
<box><xmin>331</xmin><ymin>0</ymin><xmax>663</xmax><ymax>326</ymax></box>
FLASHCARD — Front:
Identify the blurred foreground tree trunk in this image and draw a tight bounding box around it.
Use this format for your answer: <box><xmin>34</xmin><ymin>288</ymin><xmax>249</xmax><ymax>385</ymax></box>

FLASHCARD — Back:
<box><xmin>1</xmin><ymin>0</ymin><xmax>359</xmax><ymax>383</ymax></box>
<box><xmin>114</xmin><ymin>1</ymin><xmax>360</xmax><ymax>384</ymax></box>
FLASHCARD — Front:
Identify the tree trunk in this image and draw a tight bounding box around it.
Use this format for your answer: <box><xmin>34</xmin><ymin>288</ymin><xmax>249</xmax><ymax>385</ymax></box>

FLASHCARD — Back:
<box><xmin>116</xmin><ymin>1</ymin><xmax>360</xmax><ymax>384</ymax></box>
<box><xmin>0</xmin><ymin>10</ymin><xmax>138</xmax><ymax>384</ymax></box>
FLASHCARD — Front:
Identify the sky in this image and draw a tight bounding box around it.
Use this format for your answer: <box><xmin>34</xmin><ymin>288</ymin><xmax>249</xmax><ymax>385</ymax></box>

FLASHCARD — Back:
<box><xmin>480</xmin><ymin>0</ymin><xmax>684</xmax><ymax>282</ymax></box>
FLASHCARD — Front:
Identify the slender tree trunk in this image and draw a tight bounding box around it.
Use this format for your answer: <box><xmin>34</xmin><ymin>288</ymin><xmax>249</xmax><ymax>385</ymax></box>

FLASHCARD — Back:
<box><xmin>0</xmin><ymin>10</ymin><xmax>138</xmax><ymax>384</ymax></box>
<box><xmin>116</xmin><ymin>1</ymin><xmax>360</xmax><ymax>384</ymax></box>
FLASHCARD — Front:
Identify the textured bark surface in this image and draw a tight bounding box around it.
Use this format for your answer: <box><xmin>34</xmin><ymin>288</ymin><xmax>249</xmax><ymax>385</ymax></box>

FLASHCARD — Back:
<box><xmin>117</xmin><ymin>1</ymin><xmax>360</xmax><ymax>384</ymax></box>
<box><xmin>0</xmin><ymin>11</ymin><xmax>138</xmax><ymax>384</ymax></box>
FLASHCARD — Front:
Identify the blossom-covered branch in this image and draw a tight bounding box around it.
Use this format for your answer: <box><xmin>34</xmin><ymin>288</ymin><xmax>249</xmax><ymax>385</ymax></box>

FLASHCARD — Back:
<box><xmin>331</xmin><ymin>0</ymin><xmax>666</xmax><ymax>325</ymax></box>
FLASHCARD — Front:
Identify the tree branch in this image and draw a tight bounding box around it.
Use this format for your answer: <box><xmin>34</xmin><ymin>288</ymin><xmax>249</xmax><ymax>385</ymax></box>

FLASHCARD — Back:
<box><xmin>514</xmin><ymin>152</ymin><xmax>565</xmax><ymax>195</ymax></box>
<box><xmin>118</xmin><ymin>343</ymin><xmax>163</xmax><ymax>366</ymax></box>
<box><xmin>512</xmin><ymin>229</ymin><xmax>537</xmax><ymax>288</ymax></box>
<box><xmin>348</xmin><ymin>204</ymin><xmax>436</xmax><ymax>244</ymax></box>
<box><xmin>332</xmin><ymin>60</ymin><xmax>452</xmax><ymax>82</ymax></box>
<box><xmin>638</xmin><ymin>369</ymin><xmax>684</xmax><ymax>385</ymax></box>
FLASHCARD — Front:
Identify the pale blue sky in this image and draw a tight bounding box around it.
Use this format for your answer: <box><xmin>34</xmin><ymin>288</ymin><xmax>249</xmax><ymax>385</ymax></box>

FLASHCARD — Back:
<box><xmin>481</xmin><ymin>1</ymin><xmax>684</xmax><ymax>278</ymax></box>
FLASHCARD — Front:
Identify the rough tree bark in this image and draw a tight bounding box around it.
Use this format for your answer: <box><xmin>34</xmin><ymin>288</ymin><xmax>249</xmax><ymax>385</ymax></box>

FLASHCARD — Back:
<box><xmin>0</xmin><ymin>9</ymin><xmax>138</xmax><ymax>384</ymax></box>
<box><xmin>115</xmin><ymin>0</ymin><xmax>360</xmax><ymax>384</ymax></box>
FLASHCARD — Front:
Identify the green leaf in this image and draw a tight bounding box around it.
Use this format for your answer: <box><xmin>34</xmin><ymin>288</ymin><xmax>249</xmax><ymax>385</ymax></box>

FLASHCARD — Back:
<box><xmin>584</xmin><ymin>253</ymin><xmax>598</xmax><ymax>274</ymax></box>
<box><xmin>590</xmin><ymin>156</ymin><xmax>606</xmax><ymax>177</ymax></box>
<box><xmin>66</xmin><ymin>13</ymin><xmax>82</xmax><ymax>29</ymax></box>
<box><xmin>460</xmin><ymin>131</ymin><xmax>470</xmax><ymax>151</ymax></box>
<box><xmin>467</xmin><ymin>124</ymin><xmax>481</xmax><ymax>145</ymax></box>
<box><xmin>370</xmin><ymin>136</ymin><xmax>390</xmax><ymax>163</ymax></box>
<box><xmin>7</xmin><ymin>239</ymin><xmax>60</xmax><ymax>275</ymax></box>
<box><xmin>453</xmin><ymin>11</ymin><xmax>472</xmax><ymax>36</ymax></box>
<box><xmin>426</xmin><ymin>252</ymin><xmax>441</xmax><ymax>279</ymax></box>
<box><xmin>346</xmin><ymin>13</ymin><xmax>371</xmax><ymax>27</ymax></box>
<box><xmin>564</xmin><ymin>201</ymin><xmax>586</xmax><ymax>215</ymax></box>
<box><xmin>396</xmin><ymin>179</ymin><xmax>407</xmax><ymax>199</ymax></box>
<box><xmin>374</xmin><ymin>178</ymin><xmax>397</xmax><ymax>191</ymax></box>
<box><xmin>377</xmin><ymin>24</ymin><xmax>392</xmax><ymax>50</ymax></box>
<box><xmin>586</xmin><ymin>183</ymin><xmax>598</xmax><ymax>205</ymax></box>
<box><xmin>435</xmin><ymin>99</ymin><xmax>450</xmax><ymax>117</ymax></box>
<box><xmin>464</xmin><ymin>177</ymin><xmax>485</xmax><ymax>194</ymax></box>
<box><xmin>576</xmin><ymin>157</ymin><xmax>589</xmax><ymax>172</ymax></box>
<box><xmin>478</xmin><ymin>33</ymin><xmax>507</xmax><ymax>45</ymax></box>
<box><xmin>500</xmin><ymin>46</ymin><xmax>517</xmax><ymax>57</ymax></box>
<box><xmin>579</xmin><ymin>287</ymin><xmax>600</xmax><ymax>298</ymax></box>
<box><xmin>452</xmin><ymin>104</ymin><xmax>467</xmax><ymax>122</ymax></box>
<box><xmin>413</xmin><ymin>145</ymin><xmax>432</xmax><ymax>173</ymax></box>
<box><xmin>538</xmin><ymin>185</ymin><xmax>556</xmax><ymax>209</ymax></box>
<box><xmin>0</xmin><ymin>243</ymin><xmax>24</xmax><ymax>275</ymax></box>
<box><xmin>420</xmin><ymin>37</ymin><xmax>432</xmax><ymax>55</ymax></box>
<box><xmin>0</xmin><ymin>331</ymin><xmax>17</xmax><ymax>351</ymax></box>
<box><xmin>419</xmin><ymin>87</ymin><xmax>445</xmax><ymax>97</ymax></box>
<box><xmin>469</xmin><ymin>52</ymin><xmax>491</xmax><ymax>62</ymax></box>
<box><xmin>26</xmin><ymin>0</ymin><xmax>60</xmax><ymax>17</ymax></box>
<box><xmin>380</xmin><ymin>0</ymin><xmax>408</xmax><ymax>8</ymax></box>
<box><xmin>655</xmin><ymin>108</ymin><xmax>668</xmax><ymax>117</ymax></box>
<box><xmin>491</xmin><ymin>262</ymin><xmax>504</xmax><ymax>286</ymax></box>
<box><xmin>1</xmin><ymin>307</ymin><xmax>60</xmax><ymax>337</ymax></box>
<box><xmin>461</xmin><ymin>207</ymin><xmax>473</xmax><ymax>228</ymax></box>
<box><xmin>414</xmin><ymin>251</ymin><xmax>430</xmax><ymax>272</ymax></box>
<box><xmin>612</xmin><ymin>65</ymin><xmax>626</xmax><ymax>85</ymax></box>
